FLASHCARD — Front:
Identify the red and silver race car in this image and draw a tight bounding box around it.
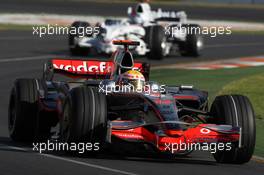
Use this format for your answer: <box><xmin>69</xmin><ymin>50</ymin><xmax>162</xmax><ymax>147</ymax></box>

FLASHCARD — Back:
<box><xmin>8</xmin><ymin>40</ymin><xmax>255</xmax><ymax>164</ymax></box>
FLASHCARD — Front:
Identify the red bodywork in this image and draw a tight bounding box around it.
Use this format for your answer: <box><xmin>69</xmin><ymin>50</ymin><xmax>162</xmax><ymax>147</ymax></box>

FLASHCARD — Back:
<box><xmin>111</xmin><ymin>122</ymin><xmax>240</xmax><ymax>153</ymax></box>
<box><xmin>50</xmin><ymin>58</ymin><xmax>240</xmax><ymax>154</ymax></box>
<box><xmin>52</xmin><ymin>59</ymin><xmax>149</xmax><ymax>80</ymax></box>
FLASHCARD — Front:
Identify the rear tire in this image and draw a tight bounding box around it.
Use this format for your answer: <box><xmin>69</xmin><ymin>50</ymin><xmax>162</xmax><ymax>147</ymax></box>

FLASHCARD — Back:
<box><xmin>60</xmin><ymin>86</ymin><xmax>107</xmax><ymax>149</ymax></box>
<box><xmin>8</xmin><ymin>79</ymin><xmax>51</xmax><ymax>142</ymax></box>
<box><xmin>179</xmin><ymin>24</ymin><xmax>203</xmax><ymax>57</ymax></box>
<box><xmin>210</xmin><ymin>95</ymin><xmax>256</xmax><ymax>164</ymax></box>
<box><xmin>69</xmin><ymin>21</ymin><xmax>91</xmax><ymax>56</ymax></box>
<box><xmin>145</xmin><ymin>25</ymin><xmax>166</xmax><ymax>60</ymax></box>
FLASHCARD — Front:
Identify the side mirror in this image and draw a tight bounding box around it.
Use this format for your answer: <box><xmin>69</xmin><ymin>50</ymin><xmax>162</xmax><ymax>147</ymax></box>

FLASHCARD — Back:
<box><xmin>43</xmin><ymin>60</ymin><xmax>54</xmax><ymax>81</ymax></box>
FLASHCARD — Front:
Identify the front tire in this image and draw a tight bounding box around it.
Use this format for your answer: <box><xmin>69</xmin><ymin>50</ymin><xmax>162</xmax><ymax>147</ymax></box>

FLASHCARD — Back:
<box><xmin>210</xmin><ymin>95</ymin><xmax>256</xmax><ymax>164</ymax></box>
<box><xmin>60</xmin><ymin>86</ymin><xmax>107</xmax><ymax>148</ymax></box>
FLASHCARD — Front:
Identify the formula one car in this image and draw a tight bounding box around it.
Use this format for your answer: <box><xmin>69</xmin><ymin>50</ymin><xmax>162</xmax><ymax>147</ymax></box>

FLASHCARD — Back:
<box><xmin>9</xmin><ymin>40</ymin><xmax>254</xmax><ymax>164</ymax></box>
<box><xmin>69</xmin><ymin>1</ymin><xmax>203</xmax><ymax>59</ymax></box>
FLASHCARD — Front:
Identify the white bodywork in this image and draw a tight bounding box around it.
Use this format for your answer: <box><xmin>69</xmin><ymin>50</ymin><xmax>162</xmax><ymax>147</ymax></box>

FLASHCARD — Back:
<box><xmin>128</xmin><ymin>3</ymin><xmax>187</xmax><ymax>25</ymax></box>
<box><xmin>73</xmin><ymin>3</ymin><xmax>191</xmax><ymax>56</ymax></box>
<box><xmin>127</xmin><ymin>3</ymin><xmax>188</xmax><ymax>42</ymax></box>
<box><xmin>76</xmin><ymin>20</ymin><xmax>149</xmax><ymax>55</ymax></box>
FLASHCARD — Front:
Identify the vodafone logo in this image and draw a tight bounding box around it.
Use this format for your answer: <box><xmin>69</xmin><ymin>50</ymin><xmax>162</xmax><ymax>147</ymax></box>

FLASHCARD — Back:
<box><xmin>200</xmin><ymin>128</ymin><xmax>211</xmax><ymax>134</ymax></box>
<box><xmin>52</xmin><ymin>60</ymin><xmax>112</xmax><ymax>74</ymax></box>
<box><xmin>52</xmin><ymin>59</ymin><xmax>144</xmax><ymax>75</ymax></box>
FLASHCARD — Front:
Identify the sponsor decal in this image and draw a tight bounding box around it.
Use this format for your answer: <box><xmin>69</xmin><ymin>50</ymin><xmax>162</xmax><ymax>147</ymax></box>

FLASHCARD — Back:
<box><xmin>52</xmin><ymin>60</ymin><xmax>111</xmax><ymax>74</ymax></box>
<box><xmin>52</xmin><ymin>59</ymin><xmax>144</xmax><ymax>74</ymax></box>
<box><xmin>114</xmin><ymin>133</ymin><xmax>144</xmax><ymax>139</ymax></box>
<box><xmin>200</xmin><ymin>128</ymin><xmax>211</xmax><ymax>134</ymax></box>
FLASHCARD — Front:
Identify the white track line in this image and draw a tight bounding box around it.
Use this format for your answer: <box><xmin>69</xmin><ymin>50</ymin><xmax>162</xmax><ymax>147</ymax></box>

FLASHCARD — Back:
<box><xmin>205</xmin><ymin>42</ymin><xmax>264</xmax><ymax>48</ymax></box>
<box><xmin>238</xmin><ymin>61</ymin><xmax>264</xmax><ymax>66</ymax></box>
<box><xmin>185</xmin><ymin>67</ymin><xmax>213</xmax><ymax>70</ymax></box>
<box><xmin>41</xmin><ymin>154</ymin><xmax>138</xmax><ymax>175</ymax></box>
<box><xmin>217</xmin><ymin>64</ymin><xmax>239</xmax><ymax>68</ymax></box>
<box><xmin>0</xmin><ymin>144</ymin><xmax>30</xmax><ymax>151</ymax></box>
<box><xmin>1</xmin><ymin>145</ymin><xmax>138</xmax><ymax>175</ymax></box>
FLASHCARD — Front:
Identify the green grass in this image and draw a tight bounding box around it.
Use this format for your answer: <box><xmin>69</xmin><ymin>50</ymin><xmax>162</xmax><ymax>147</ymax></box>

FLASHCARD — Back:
<box><xmin>151</xmin><ymin>66</ymin><xmax>264</xmax><ymax>101</ymax></box>
<box><xmin>150</xmin><ymin>66</ymin><xmax>264</xmax><ymax>156</ymax></box>
<box><xmin>232</xmin><ymin>30</ymin><xmax>264</xmax><ymax>35</ymax></box>
<box><xmin>255</xmin><ymin>120</ymin><xmax>264</xmax><ymax>157</ymax></box>
<box><xmin>218</xmin><ymin>73</ymin><xmax>264</xmax><ymax>120</ymax></box>
<box><xmin>151</xmin><ymin>1</ymin><xmax>264</xmax><ymax>10</ymax></box>
<box><xmin>0</xmin><ymin>24</ymin><xmax>35</xmax><ymax>31</ymax></box>
<box><xmin>218</xmin><ymin>73</ymin><xmax>264</xmax><ymax>157</ymax></box>
<box><xmin>45</xmin><ymin>0</ymin><xmax>264</xmax><ymax>10</ymax></box>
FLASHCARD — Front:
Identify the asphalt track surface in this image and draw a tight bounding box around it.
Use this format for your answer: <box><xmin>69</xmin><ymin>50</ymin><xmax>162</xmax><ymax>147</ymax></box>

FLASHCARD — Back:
<box><xmin>1</xmin><ymin>0</ymin><xmax>264</xmax><ymax>22</ymax></box>
<box><xmin>1</xmin><ymin>30</ymin><xmax>264</xmax><ymax>64</ymax></box>
<box><xmin>0</xmin><ymin>29</ymin><xmax>264</xmax><ymax>175</ymax></box>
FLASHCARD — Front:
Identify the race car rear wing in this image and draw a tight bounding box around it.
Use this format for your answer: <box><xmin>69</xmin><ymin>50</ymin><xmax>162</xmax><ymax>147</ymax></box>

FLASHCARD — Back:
<box><xmin>127</xmin><ymin>3</ymin><xmax>187</xmax><ymax>23</ymax></box>
<box><xmin>43</xmin><ymin>59</ymin><xmax>150</xmax><ymax>81</ymax></box>
<box><xmin>152</xmin><ymin>9</ymin><xmax>187</xmax><ymax>23</ymax></box>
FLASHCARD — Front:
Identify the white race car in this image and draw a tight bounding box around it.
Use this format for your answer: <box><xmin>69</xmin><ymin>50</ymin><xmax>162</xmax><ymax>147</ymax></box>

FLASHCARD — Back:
<box><xmin>69</xmin><ymin>2</ymin><xmax>204</xmax><ymax>60</ymax></box>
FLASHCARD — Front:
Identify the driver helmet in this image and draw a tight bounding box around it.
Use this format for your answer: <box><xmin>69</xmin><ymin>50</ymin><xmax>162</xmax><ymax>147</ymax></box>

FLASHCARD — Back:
<box><xmin>118</xmin><ymin>70</ymin><xmax>145</xmax><ymax>90</ymax></box>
